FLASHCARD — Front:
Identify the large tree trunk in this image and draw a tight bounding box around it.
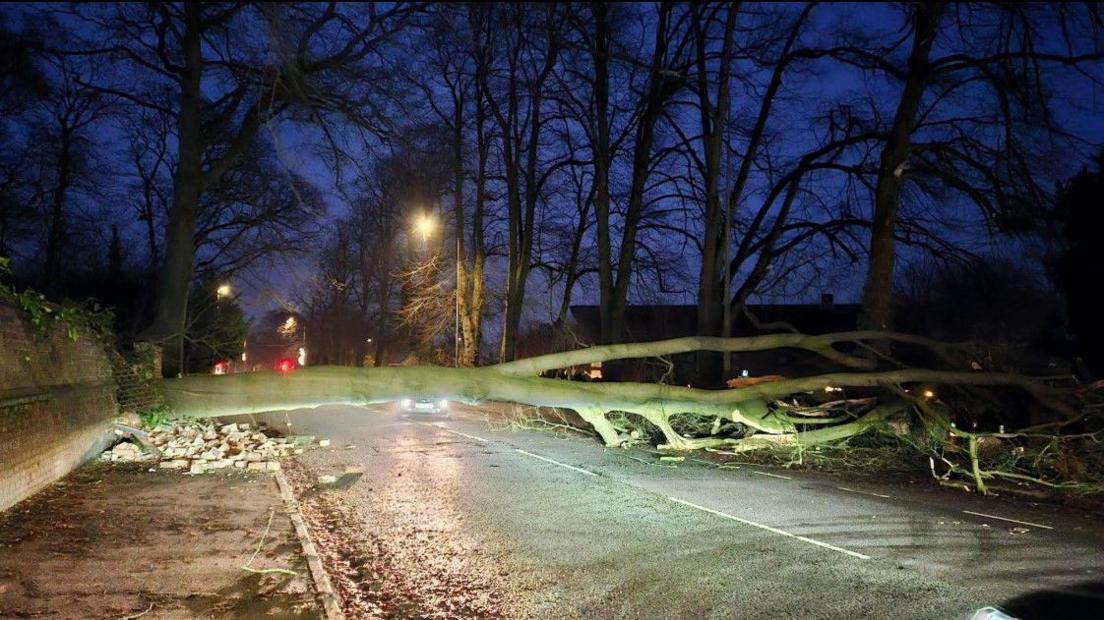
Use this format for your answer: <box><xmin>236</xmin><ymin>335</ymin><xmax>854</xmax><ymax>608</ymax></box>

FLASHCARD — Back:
<box><xmin>451</xmin><ymin>85</ymin><xmax>468</xmax><ymax>367</ymax></box>
<box><xmin>693</xmin><ymin>5</ymin><xmax>737</xmax><ymax>387</ymax></box>
<box><xmin>162</xmin><ymin>330</ymin><xmax>1077</xmax><ymax>455</ymax></box>
<box><xmin>464</xmin><ymin>132</ymin><xmax>487</xmax><ymax>365</ymax></box>
<box><xmin>598</xmin><ymin>2</ymin><xmax>679</xmax><ymax>354</ymax></box>
<box><xmin>144</xmin><ymin>3</ymin><xmax>204</xmax><ymax>346</ymax></box>
<box><xmin>591</xmin><ymin>2</ymin><xmax>615</xmax><ymax>345</ymax></box>
<box><xmin>458</xmin><ymin>9</ymin><xmax>492</xmax><ymax>367</ymax></box>
<box><xmin>859</xmin><ymin>3</ymin><xmax>941</xmax><ymax>332</ymax></box>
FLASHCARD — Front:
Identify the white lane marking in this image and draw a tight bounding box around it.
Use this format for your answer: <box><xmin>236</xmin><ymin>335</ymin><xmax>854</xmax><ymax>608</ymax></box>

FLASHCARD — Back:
<box><xmin>962</xmin><ymin>510</ymin><xmax>1053</xmax><ymax>530</ymax></box>
<box><xmin>416</xmin><ymin>422</ymin><xmax>488</xmax><ymax>443</ymax></box>
<box><xmin>515</xmin><ymin>449</ymin><xmax>598</xmax><ymax>477</ymax></box>
<box><xmin>751</xmin><ymin>470</ymin><xmax>792</xmax><ymax>480</ymax></box>
<box><xmin>667</xmin><ymin>497</ymin><xmax>870</xmax><ymax>560</ymax></box>
<box><xmin>838</xmin><ymin>486</ymin><xmax>893</xmax><ymax>499</ymax></box>
<box><xmin>443</xmin><ymin>429</ymin><xmax>489</xmax><ymax>443</ymax></box>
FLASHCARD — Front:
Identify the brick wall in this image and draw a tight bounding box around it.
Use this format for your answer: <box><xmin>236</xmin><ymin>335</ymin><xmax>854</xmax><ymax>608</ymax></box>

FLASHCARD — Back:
<box><xmin>0</xmin><ymin>304</ymin><xmax>118</xmax><ymax>513</ymax></box>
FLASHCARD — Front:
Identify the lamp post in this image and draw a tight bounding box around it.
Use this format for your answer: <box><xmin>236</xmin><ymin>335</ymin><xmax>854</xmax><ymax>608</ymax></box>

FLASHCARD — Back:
<box><xmin>455</xmin><ymin>234</ymin><xmax>460</xmax><ymax>368</ymax></box>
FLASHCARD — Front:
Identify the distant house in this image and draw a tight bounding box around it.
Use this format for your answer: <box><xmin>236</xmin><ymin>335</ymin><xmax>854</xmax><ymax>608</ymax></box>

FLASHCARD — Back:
<box><xmin>568</xmin><ymin>295</ymin><xmax>860</xmax><ymax>383</ymax></box>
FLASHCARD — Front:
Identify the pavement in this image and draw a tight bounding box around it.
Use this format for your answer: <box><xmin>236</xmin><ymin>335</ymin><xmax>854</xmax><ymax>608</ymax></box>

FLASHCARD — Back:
<box><xmin>258</xmin><ymin>404</ymin><xmax>1104</xmax><ymax>620</ymax></box>
<box><xmin>0</xmin><ymin>463</ymin><xmax>323</xmax><ymax>619</ymax></box>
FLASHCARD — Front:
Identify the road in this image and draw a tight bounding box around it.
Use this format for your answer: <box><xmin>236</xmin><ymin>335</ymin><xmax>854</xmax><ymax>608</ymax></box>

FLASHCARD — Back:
<box><xmin>257</xmin><ymin>404</ymin><xmax>1104</xmax><ymax>619</ymax></box>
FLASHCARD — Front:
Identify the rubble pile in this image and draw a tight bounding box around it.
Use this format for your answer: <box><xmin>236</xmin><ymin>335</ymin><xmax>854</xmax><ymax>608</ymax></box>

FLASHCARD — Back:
<box><xmin>102</xmin><ymin>421</ymin><xmax>319</xmax><ymax>475</ymax></box>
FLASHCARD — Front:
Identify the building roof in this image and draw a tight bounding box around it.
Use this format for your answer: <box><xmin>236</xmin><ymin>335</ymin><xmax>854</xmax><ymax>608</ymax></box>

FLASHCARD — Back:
<box><xmin>569</xmin><ymin>301</ymin><xmax>860</xmax><ymax>344</ymax></box>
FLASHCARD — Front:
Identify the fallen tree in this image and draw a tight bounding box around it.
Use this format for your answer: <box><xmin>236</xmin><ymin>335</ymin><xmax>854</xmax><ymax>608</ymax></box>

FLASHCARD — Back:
<box><xmin>161</xmin><ymin>331</ymin><xmax>1103</xmax><ymax>494</ymax></box>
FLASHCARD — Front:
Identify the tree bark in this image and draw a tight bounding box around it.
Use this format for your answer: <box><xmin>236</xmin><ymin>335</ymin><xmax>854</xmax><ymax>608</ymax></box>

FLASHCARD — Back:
<box><xmin>694</xmin><ymin>4</ymin><xmax>737</xmax><ymax>387</ymax></box>
<box><xmin>591</xmin><ymin>2</ymin><xmax>615</xmax><ymax>345</ymax></box>
<box><xmin>143</xmin><ymin>3</ymin><xmax>204</xmax><ymax>346</ymax></box>
<box><xmin>859</xmin><ymin>3</ymin><xmax>941</xmax><ymax>332</ymax></box>
<box><xmin>461</xmin><ymin>8</ymin><xmax>491</xmax><ymax>366</ymax></box>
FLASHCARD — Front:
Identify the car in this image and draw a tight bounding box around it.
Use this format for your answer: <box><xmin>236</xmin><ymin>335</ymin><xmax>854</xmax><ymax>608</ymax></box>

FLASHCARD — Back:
<box><xmin>398</xmin><ymin>397</ymin><xmax>450</xmax><ymax>418</ymax></box>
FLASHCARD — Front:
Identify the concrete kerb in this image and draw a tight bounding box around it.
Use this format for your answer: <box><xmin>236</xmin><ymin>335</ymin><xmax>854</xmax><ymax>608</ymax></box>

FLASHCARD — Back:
<box><xmin>273</xmin><ymin>470</ymin><xmax>346</xmax><ymax>620</ymax></box>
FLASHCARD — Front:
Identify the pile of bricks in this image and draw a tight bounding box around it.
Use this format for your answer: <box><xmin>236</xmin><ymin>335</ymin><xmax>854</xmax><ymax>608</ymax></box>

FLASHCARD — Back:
<box><xmin>101</xmin><ymin>422</ymin><xmax>327</xmax><ymax>475</ymax></box>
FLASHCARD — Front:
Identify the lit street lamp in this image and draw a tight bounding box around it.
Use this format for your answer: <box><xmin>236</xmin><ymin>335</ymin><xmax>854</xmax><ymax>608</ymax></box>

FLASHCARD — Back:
<box><xmin>216</xmin><ymin>283</ymin><xmax>232</xmax><ymax>299</ymax></box>
<box><xmin>413</xmin><ymin>212</ymin><xmax>436</xmax><ymax>243</ymax></box>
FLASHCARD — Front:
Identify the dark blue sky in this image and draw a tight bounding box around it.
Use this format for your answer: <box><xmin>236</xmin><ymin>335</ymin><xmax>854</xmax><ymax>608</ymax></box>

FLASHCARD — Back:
<box><xmin>5</xmin><ymin>2</ymin><xmax>1102</xmax><ymax>329</ymax></box>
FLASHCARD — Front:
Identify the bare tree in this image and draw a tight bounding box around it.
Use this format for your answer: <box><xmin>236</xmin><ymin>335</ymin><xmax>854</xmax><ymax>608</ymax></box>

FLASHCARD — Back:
<box><xmin>480</xmin><ymin>3</ymin><xmax>568</xmax><ymax>361</ymax></box>
<box><xmin>64</xmin><ymin>2</ymin><xmax>416</xmax><ymax>347</ymax></box>
<box><xmin>125</xmin><ymin>110</ymin><xmax>173</xmax><ymax>275</ymax></box>
<box><xmin>852</xmin><ymin>2</ymin><xmax>1104</xmax><ymax>331</ymax></box>
<box><xmin>22</xmin><ymin>56</ymin><xmax>113</xmax><ymax>292</ymax></box>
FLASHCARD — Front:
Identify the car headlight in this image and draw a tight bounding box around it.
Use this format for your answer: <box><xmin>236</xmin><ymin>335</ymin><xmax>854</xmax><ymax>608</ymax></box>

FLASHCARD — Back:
<box><xmin>438</xmin><ymin>399</ymin><xmax>448</xmax><ymax>408</ymax></box>
<box><xmin>400</xmin><ymin>398</ymin><xmax>412</xmax><ymax>408</ymax></box>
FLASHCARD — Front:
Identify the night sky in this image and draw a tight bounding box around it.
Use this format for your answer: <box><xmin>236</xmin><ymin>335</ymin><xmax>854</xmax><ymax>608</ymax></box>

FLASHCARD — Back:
<box><xmin>3</xmin><ymin>3</ymin><xmax>1102</xmax><ymax>330</ymax></box>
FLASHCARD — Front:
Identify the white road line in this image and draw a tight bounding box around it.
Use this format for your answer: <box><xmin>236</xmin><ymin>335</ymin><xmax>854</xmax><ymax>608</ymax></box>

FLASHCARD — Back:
<box><xmin>837</xmin><ymin>486</ymin><xmax>893</xmax><ymax>499</ymax></box>
<box><xmin>667</xmin><ymin>497</ymin><xmax>870</xmax><ymax>560</ymax></box>
<box><xmin>416</xmin><ymin>422</ymin><xmax>488</xmax><ymax>443</ymax></box>
<box><xmin>515</xmin><ymin>449</ymin><xmax>598</xmax><ymax>477</ymax></box>
<box><xmin>443</xmin><ymin>429</ymin><xmax>489</xmax><ymax>443</ymax></box>
<box><xmin>962</xmin><ymin>510</ymin><xmax>1053</xmax><ymax>530</ymax></box>
<box><xmin>752</xmin><ymin>470</ymin><xmax>792</xmax><ymax>480</ymax></box>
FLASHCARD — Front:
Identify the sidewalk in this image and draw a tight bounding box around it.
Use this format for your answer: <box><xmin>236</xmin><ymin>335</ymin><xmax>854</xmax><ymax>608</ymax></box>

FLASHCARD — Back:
<box><xmin>0</xmin><ymin>462</ymin><xmax>323</xmax><ymax>619</ymax></box>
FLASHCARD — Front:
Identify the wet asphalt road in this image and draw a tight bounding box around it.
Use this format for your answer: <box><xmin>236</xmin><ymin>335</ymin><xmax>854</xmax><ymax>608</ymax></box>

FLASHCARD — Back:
<box><xmin>259</xmin><ymin>405</ymin><xmax>1104</xmax><ymax>619</ymax></box>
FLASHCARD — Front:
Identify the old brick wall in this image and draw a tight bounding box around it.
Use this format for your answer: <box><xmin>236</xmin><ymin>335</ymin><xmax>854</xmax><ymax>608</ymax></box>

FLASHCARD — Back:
<box><xmin>0</xmin><ymin>304</ymin><xmax>117</xmax><ymax>513</ymax></box>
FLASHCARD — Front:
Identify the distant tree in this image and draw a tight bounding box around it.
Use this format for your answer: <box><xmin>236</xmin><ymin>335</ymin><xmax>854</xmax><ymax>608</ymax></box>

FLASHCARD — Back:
<box><xmin>299</xmin><ymin>224</ymin><xmax>369</xmax><ymax>367</ymax></box>
<box><xmin>396</xmin><ymin>253</ymin><xmax>452</xmax><ymax>364</ymax></box>
<box><xmin>1049</xmin><ymin>153</ymin><xmax>1104</xmax><ymax>375</ymax></box>
<box><xmin>178</xmin><ymin>280</ymin><xmax>248</xmax><ymax>375</ymax></box>
<box><xmin>23</xmin><ymin>57</ymin><xmax>113</xmax><ymax>293</ymax></box>
<box><xmin>564</xmin><ymin>2</ymin><xmax>695</xmax><ymax>350</ymax></box>
<box><xmin>897</xmin><ymin>255</ymin><xmax>1060</xmax><ymax>346</ymax></box>
<box><xmin>192</xmin><ymin>138</ymin><xmax>325</xmax><ymax>281</ymax></box>
<box><xmin>854</xmin><ymin>3</ymin><xmax>1104</xmax><ymax>333</ymax></box>
<box><xmin>125</xmin><ymin>110</ymin><xmax>173</xmax><ymax>276</ymax></box>
<box><xmin>480</xmin><ymin>3</ymin><xmax>569</xmax><ymax>362</ymax></box>
<box><xmin>63</xmin><ymin>2</ymin><xmax>416</xmax><ymax>345</ymax></box>
<box><xmin>0</xmin><ymin>15</ymin><xmax>47</xmax><ymax>118</ymax></box>
<box><xmin>0</xmin><ymin>16</ymin><xmax>48</xmax><ymax>258</ymax></box>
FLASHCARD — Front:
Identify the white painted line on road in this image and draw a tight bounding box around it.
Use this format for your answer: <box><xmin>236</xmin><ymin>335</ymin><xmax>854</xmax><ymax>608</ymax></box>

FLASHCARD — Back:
<box><xmin>962</xmin><ymin>510</ymin><xmax>1053</xmax><ymax>530</ymax></box>
<box><xmin>416</xmin><ymin>422</ymin><xmax>488</xmax><ymax>443</ymax></box>
<box><xmin>667</xmin><ymin>497</ymin><xmax>870</xmax><ymax>560</ymax></box>
<box><xmin>442</xmin><ymin>428</ymin><xmax>490</xmax><ymax>443</ymax></box>
<box><xmin>751</xmin><ymin>470</ymin><xmax>792</xmax><ymax>480</ymax></box>
<box><xmin>515</xmin><ymin>449</ymin><xmax>598</xmax><ymax>477</ymax></box>
<box><xmin>838</xmin><ymin>486</ymin><xmax>893</xmax><ymax>499</ymax></box>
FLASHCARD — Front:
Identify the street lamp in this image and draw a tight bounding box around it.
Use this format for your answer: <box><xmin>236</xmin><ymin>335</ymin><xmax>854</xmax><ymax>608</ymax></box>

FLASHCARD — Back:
<box><xmin>216</xmin><ymin>283</ymin><xmax>232</xmax><ymax>299</ymax></box>
<box><xmin>413</xmin><ymin>212</ymin><xmax>436</xmax><ymax>243</ymax></box>
<box><xmin>281</xmin><ymin>316</ymin><xmax>297</xmax><ymax>333</ymax></box>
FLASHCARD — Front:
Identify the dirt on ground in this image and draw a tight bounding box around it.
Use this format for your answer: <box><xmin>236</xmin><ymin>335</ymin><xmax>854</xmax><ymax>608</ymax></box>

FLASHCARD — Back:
<box><xmin>0</xmin><ymin>463</ymin><xmax>321</xmax><ymax>619</ymax></box>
